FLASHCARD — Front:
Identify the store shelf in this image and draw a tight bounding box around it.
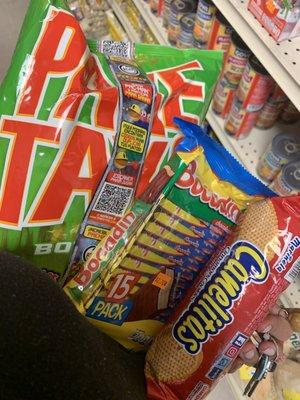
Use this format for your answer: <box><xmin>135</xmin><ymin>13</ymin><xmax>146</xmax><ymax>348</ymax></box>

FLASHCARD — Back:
<box><xmin>226</xmin><ymin>373</ymin><xmax>245</xmax><ymax>400</ymax></box>
<box><xmin>132</xmin><ymin>0</ymin><xmax>169</xmax><ymax>45</ymax></box>
<box><xmin>129</xmin><ymin>0</ymin><xmax>300</xmax><ymax>109</ymax></box>
<box><xmin>207</xmin><ymin>109</ymin><xmax>300</xmax><ymax>308</ymax></box>
<box><xmin>206</xmin><ymin>107</ymin><xmax>300</xmax><ymax>180</ymax></box>
<box><xmin>211</xmin><ymin>0</ymin><xmax>300</xmax><ymax>110</ymax></box>
<box><xmin>110</xmin><ymin>0</ymin><xmax>140</xmax><ymax>42</ymax></box>
<box><xmin>208</xmin><ymin>375</ymin><xmax>241</xmax><ymax>400</ymax></box>
<box><xmin>281</xmin><ymin>280</ymin><xmax>300</xmax><ymax>308</ymax></box>
<box><xmin>206</xmin><ymin>108</ymin><xmax>243</xmax><ymax>164</ymax></box>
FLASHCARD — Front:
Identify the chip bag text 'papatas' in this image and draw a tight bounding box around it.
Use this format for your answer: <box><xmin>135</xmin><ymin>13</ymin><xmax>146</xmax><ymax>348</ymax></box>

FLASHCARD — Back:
<box><xmin>65</xmin><ymin>120</ymin><xmax>274</xmax><ymax>351</ymax></box>
<box><xmin>146</xmin><ymin>195</ymin><xmax>300</xmax><ymax>400</ymax></box>
<box><xmin>0</xmin><ymin>0</ymin><xmax>222</xmax><ymax>282</ymax></box>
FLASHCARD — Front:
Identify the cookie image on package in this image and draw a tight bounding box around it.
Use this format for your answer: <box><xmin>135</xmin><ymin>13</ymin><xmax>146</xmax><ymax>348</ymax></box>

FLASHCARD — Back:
<box><xmin>233</xmin><ymin>200</ymin><xmax>279</xmax><ymax>262</ymax></box>
<box><xmin>145</xmin><ymin>324</ymin><xmax>203</xmax><ymax>383</ymax></box>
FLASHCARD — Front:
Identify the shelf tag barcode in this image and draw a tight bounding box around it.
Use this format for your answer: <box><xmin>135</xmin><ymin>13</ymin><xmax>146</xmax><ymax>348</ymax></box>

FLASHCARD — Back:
<box><xmin>285</xmin><ymin>257</ymin><xmax>300</xmax><ymax>283</ymax></box>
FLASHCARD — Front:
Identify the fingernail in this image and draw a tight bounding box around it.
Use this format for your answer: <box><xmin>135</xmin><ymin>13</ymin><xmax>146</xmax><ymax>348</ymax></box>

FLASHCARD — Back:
<box><xmin>261</xmin><ymin>325</ymin><xmax>272</xmax><ymax>333</ymax></box>
<box><xmin>263</xmin><ymin>347</ymin><xmax>276</xmax><ymax>357</ymax></box>
<box><xmin>244</xmin><ymin>350</ymin><xmax>255</xmax><ymax>360</ymax></box>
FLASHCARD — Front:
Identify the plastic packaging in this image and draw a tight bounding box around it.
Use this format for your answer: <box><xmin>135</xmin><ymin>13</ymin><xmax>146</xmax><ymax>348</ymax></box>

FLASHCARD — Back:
<box><xmin>0</xmin><ymin>0</ymin><xmax>222</xmax><ymax>282</ymax></box>
<box><xmin>248</xmin><ymin>0</ymin><xmax>300</xmax><ymax>42</ymax></box>
<box><xmin>146</xmin><ymin>194</ymin><xmax>300</xmax><ymax>400</ymax></box>
<box><xmin>64</xmin><ymin>125</ymin><xmax>204</xmax><ymax>323</ymax></box>
<box><xmin>64</xmin><ymin>119</ymin><xmax>274</xmax><ymax>351</ymax></box>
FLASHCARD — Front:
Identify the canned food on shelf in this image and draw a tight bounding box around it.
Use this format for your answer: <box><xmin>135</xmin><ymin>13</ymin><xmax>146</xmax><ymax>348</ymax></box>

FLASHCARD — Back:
<box><xmin>270</xmin><ymin>160</ymin><xmax>300</xmax><ymax>196</ymax></box>
<box><xmin>177</xmin><ymin>13</ymin><xmax>196</xmax><ymax>48</ymax></box>
<box><xmin>257</xmin><ymin>132</ymin><xmax>300</xmax><ymax>183</ymax></box>
<box><xmin>193</xmin><ymin>0</ymin><xmax>216</xmax><ymax>47</ymax></box>
<box><xmin>225</xmin><ymin>96</ymin><xmax>260</xmax><ymax>139</ymax></box>
<box><xmin>212</xmin><ymin>74</ymin><xmax>236</xmax><ymax>119</ymax></box>
<box><xmin>163</xmin><ymin>0</ymin><xmax>173</xmax><ymax>27</ymax></box>
<box><xmin>168</xmin><ymin>0</ymin><xmax>197</xmax><ymax>44</ymax></box>
<box><xmin>280</xmin><ymin>101</ymin><xmax>300</xmax><ymax>125</ymax></box>
<box><xmin>207</xmin><ymin>10</ymin><xmax>233</xmax><ymax>52</ymax></box>
<box><xmin>69</xmin><ymin>0</ymin><xmax>85</xmax><ymax>21</ymax></box>
<box><xmin>236</xmin><ymin>55</ymin><xmax>274</xmax><ymax>113</ymax></box>
<box><xmin>222</xmin><ymin>31</ymin><xmax>251</xmax><ymax>87</ymax></box>
<box><xmin>150</xmin><ymin>0</ymin><xmax>159</xmax><ymax>14</ymax></box>
<box><xmin>256</xmin><ymin>85</ymin><xmax>288</xmax><ymax>130</ymax></box>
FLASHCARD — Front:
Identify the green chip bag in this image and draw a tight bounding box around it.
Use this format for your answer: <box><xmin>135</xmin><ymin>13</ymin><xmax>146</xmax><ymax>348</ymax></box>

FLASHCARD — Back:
<box><xmin>0</xmin><ymin>0</ymin><xmax>222</xmax><ymax>283</ymax></box>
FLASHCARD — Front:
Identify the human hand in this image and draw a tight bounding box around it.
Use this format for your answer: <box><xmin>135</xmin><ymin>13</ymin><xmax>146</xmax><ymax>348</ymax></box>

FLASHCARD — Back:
<box><xmin>229</xmin><ymin>304</ymin><xmax>293</xmax><ymax>373</ymax></box>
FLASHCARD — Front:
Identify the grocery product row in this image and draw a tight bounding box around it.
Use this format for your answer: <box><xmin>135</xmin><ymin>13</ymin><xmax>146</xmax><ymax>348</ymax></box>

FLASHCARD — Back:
<box><xmin>67</xmin><ymin>0</ymin><xmax>161</xmax><ymax>43</ymax></box>
<box><xmin>138</xmin><ymin>0</ymin><xmax>300</xmax><ymax>110</ymax></box>
<box><xmin>1</xmin><ymin>2</ymin><xmax>300</xmax><ymax>400</ymax></box>
<box><xmin>66</xmin><ymin>0</ymin><xmax>300</xmax><ymax>117</ymax></box>
<box><xmin>67</xmin><ymin>0</ymin><xmax>129</xmax><ymax>41</ymax></box>
<box><xmin>101</xmin><ymin>1</ymin><xmax>300</xmax><ymax>194</ymax></box>
<box><xmin>142</xmin><ymin>1</ymin><xmax>300</xmax><ymax>126</ymax></box>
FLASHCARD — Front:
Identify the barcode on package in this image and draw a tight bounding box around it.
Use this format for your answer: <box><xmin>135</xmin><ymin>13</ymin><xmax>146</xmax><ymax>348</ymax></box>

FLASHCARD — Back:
<box><xmin>101</xmin><ymin>41</ymin><xmax>132</xmax><ymax>59</ymax></box>
<box><xmin>285</xmin><ymin>257</ymin><xmax>300</xmax><ymax>283</ymax></box>
<box><xmin>93</xmin><ymin>182</ymin><xmax>133</xmax><ymax>217</ymax></box>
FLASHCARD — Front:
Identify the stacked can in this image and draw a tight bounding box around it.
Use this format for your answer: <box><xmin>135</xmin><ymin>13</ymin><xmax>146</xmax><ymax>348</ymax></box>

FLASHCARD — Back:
<box><xmin>168</xmin><ymin>0</ymin><xmax>197</xmax><ymax>45</ymax></box>
<box><xmin>207</xmin><ymin>11</ymin><xmax>233</xmax><ymax>52</ymax></box>
<box><xmin>280</xmin><ymin>100</ymin><xmax>300</xmax><ymax>124</ymax></box>
<box><xmin>193</xmin><ymin>0</ymin><xmax>217</xmax><ymax>48</ymax></box>
<box><xmin>177</xmin><ymin>13</ymin><xmax>196</xmax><ymax>48</ymax></box>
<box><xmin>68</xmin><ymin>0</ymin><xmax>109</xmax><ymax>40</ymax></box>
<box><xmin>222</xmin><ymin>32</ymin><xmax>252</xmax><ymax>87</ymax></box>
<box><xmin>212</xmin><ymin>32</ymin><xmax>251</xmax><ymax>119</ymax></box>
<box><xmin>163</xmin><ymin>0</ymin><xmax>173</xmax><ymax>27</ymax></box>
<box><xmin>212</xmin><ymin>76</ymin><xmax>236</xmax><ymax>118</ymax></box>
<box><xmin>257</xmin><ymin>132</ymin><xmax>300</xmax><ymax>183</ymax></box>
<box><xmin>86</xmin><ymin>1</ymin><xmax>109</xmax><ymax>39</ymax></box>
<box><xmin>256</xmin><ymin>84</ymin><xmax>288</xmax><ymax>130</ymax></box>
<box><xmin>68</xmin><ymin>0</ymin><xmax>85</xmax><ymax>21</ymax></box>
<box><xmin>225</xmin><ymin>55</ymin><xmax>274</xmax><ymax>139</ymax></box>
<box><xmin>270</xmin><ymin>160</ymin><xmax>300</xmax><ymax>196</ymax></box>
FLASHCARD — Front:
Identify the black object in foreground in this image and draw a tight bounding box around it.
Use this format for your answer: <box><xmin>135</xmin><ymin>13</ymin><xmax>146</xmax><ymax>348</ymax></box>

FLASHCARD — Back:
<box><xmin>0</xmin><ymin>252</ymin><xmax>146</xmax><ymax>400</ymax></box>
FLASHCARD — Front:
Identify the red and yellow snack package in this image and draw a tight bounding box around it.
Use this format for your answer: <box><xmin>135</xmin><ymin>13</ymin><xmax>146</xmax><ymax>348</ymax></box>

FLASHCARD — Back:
<box><xmin>65</xmin><ymin>119</ymin><xmax>275</xmax><ymax>351</ymax></box>
<box><xmin>146</xmin><ymin>195</ymin><xmax>300</xmax><ymax>400</ymax></box>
